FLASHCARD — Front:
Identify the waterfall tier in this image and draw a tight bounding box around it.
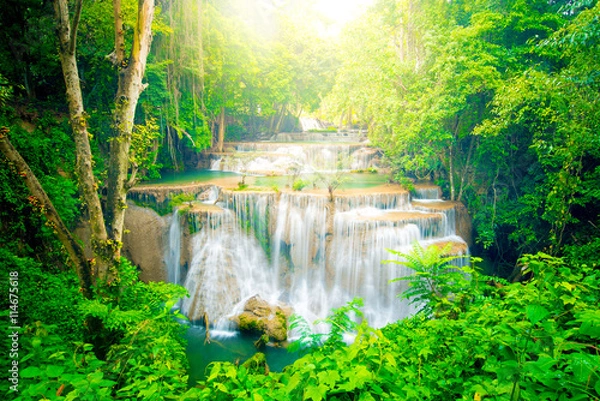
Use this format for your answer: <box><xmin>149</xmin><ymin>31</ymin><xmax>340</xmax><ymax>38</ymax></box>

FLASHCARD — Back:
<box><xmin>126</xmin><ymin>183</ymin><xmax>470</xmax><ymax>332</ymax></box>
<box><xmin>209</xmin><ymin>142</ymin><xmax>381</xmax><ymax>175</ymax></box>
<box><xmin>124</xmin><ymin>141</ymin><xmax>471</xmax><ymax>334</ymax></box>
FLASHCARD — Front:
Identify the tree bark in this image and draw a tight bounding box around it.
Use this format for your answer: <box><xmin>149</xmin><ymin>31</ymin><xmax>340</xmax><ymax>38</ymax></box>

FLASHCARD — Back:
<box><xmin>449</xmin><ymin>144</ymin><xmax>456</xmax><ymax>201</ymax></box>
<box><xmin>106</xmin><ymin>0</ymin><xmax>155</xmax><ymax>256</ymax></box>
<box><xmin>53</xmin><ymin>0</ymin><xmax>110</xmax><ymax>279</ymax></box>
<box><xmin>111</xmin><ymin>0</ymin><xmax>125</xmax><ymax>66</ymax></box>
<box><xmin>216</xmin><ymin>106</ymin><xmax>226</xmax><ymax>153</ymax></box>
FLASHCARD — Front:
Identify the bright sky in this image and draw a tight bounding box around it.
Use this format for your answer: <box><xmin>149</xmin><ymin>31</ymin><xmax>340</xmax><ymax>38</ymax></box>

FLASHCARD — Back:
<box><xmin>314</xmin><ymin>0</ymin><xmax>373</xmax><ymax>27</ymax></box>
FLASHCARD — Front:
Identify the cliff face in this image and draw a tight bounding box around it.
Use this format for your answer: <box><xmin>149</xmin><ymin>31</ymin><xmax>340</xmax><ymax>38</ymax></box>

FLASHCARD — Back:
<box><xmin>122</xmin><ymin>204</ymin><xmax>168</xmax><ymax>282</ymax></box>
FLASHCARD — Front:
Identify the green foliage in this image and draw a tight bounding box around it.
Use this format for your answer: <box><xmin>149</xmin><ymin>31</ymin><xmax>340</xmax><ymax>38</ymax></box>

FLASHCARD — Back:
<box><xmin>182</xmin><ymin>251</ymin><xmax>600</xmax><ymax>401</ymax></box>
<box><xmin>0</xmin><ymin>249</ymin><xmax>85</xmax><ymax>341</ymax></box>
<box><xmin>3</xmin><ymin>258</ymin><xmax>191</xmax><ymax>400</ymax></box>
<box><xmin>170</xmin><ymin>193</ymin><xmax>196</xmax><ymax>209</ymax></box>
<box><xmin>0</xmin><ymin>116</ymin><xmax>80</xmax><ymax>265</ymax></box>
<box><xmin>289</xmin><ymin>298</ymin><xmax>365</xmax><ymax>354</ymax></box>
<box><xmin>387</xmin><ymin>243</ymin><xmax>471</xmax><ymax>317</ymax></box>
<box><xmin>131</xmin><ymin>116</ymin><xmax>163</xmax><ymax>181</ymax></box>
<box><xmin>7</xmin><ymin>323</ymin><xmax>115</xmax><ymax>400</ymax></box>
<box><xmin>324</xmin><ymin>0</ymin><xmax>600</xmax><ymax>269</ymax></box>
<box><xmin>292</xmin><ymin>178</ymin><xmax>308</xmax><ymax>191</ymax></box>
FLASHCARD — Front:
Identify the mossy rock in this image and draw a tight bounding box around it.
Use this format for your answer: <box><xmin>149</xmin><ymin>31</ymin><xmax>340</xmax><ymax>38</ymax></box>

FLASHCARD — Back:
<box><xmin>238</xmin><ymin>312</ymin><xmax>266</xmax><ymax>333</ymax></box>
<box><xmin>232</xmin><ymin>295</ymin><xmax>292</xmax><ymax>343</ymax></box>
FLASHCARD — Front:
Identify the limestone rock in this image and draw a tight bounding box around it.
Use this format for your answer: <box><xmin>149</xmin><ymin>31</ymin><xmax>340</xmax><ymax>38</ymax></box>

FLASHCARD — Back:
<box><xmin>123</xmin><ymin>204</ymin><xmax>168</xmax><ymax>282</ymax></box>
<box><xmin>232</xmin><ymin>295</ymin><xmax>292</xmax><ymax>342</ymax></box>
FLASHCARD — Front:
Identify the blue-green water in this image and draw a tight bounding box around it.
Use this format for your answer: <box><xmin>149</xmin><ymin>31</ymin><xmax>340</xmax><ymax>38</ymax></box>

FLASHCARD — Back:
<box><xmin>253</xmin><ymin>172</ymin><xmax>388</xmax><ymax>190</ymax></box>
<box><xmin>185</xmin><ymin>327</ymin><xmax>298</xmax><ymax>385</ymax></box>
<box><xmin>145</xmin><ymin>170</ymin><xmax>239</xmax><ymax>185</ymax></box>
<box><xmin>144</xmin><ymin>169</ymin><xmax>388</xmax><ymax>190</ymax></box>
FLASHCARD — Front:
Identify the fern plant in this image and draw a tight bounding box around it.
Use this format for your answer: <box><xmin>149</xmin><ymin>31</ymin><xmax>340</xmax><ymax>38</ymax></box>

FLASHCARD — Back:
<box><xmin>387</xmin><ymin>242</ymin><xmax>470</xmax><ymax>317</ymax></box>
<box><xmin>288</xmin><ymin>298</ymin><xmax>365</xmax><ymax>353</ymax></box>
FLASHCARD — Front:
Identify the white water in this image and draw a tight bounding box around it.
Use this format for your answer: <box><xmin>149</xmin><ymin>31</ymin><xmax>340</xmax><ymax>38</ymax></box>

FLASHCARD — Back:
<box><xmin>181</xmin><ymin>209</ymin><xmax>280</xmax><ymax>330</ymax></box>
<box><xmin>172</xmin><ymin>189</ymin><xmax>468</xmax><ymax>331</ymax></box>
<box><xmin>159</xmin><ymin>142</ymin><xmax>468</xmax><ymax>331</ymax></box>
<box><xmin>210</xmin><ymin>143</ymin><xmax>379</xmax><ymax>174</ymax></box>
<box><xmin>165</xmin><ymin>211</ymin><xmax>182</xmax><ymax>285</ymax></box>
<box><xmin>299</xmin><ymin>117</ymin><xmax>326</xmax><ymax>132</ymax></box>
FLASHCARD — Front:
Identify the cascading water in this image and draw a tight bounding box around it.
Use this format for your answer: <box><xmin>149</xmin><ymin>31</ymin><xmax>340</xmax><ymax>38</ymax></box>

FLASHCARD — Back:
<box><xmin>154</xmin><ymin>142</ymin><xmax>469</xmax><ymax>334</ymax></box>
<box><xmin>165</xmin><ymin>211</ymin><xmax>182</xmax><ymax>285</ymax></box>
<box><xmin>210</xmin><ymin>143</ymin><xmax>380</xmax><ymax>174</ymax></box>
<box><xmin>299</xmin><ymin>117</ymin><xmax>326</xmax><ymax>132</ymax></box>
<box><xmin>181</xmin><ymin>207</ymin><xmax>280</xmax><ymax>331</ymax></box>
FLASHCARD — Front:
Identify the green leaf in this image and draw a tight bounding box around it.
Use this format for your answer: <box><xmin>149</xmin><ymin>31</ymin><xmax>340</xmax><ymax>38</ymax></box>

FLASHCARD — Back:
<box><xmin>577</xmin><ymin>310</ymin><xmax>600</xmax><ymax>339</ymax></box>
<box><xmin>317</xmin><ymin>370</ymin><xmax>340</xmax><ymax>388</ymax></box>
<box><xmin>304</xmin><ymin>384</ymin><xmax>327</xmax><ymax>401</ymax></box>
<box><xmin>286</xmin><ymin>373</ymin><xmax>301</xmax><ymax>393</ymax></box>
<box><xmin>46</xmin><ymin>364</ymin><xmax>65</xmax><ymax>378</ymax></box>
<box><xmin>419</xmin><ymin>346</ymin><xmax>433</xmax><ymax>359</ymax></box>
<box><xmin>20</xmin><ymin>366</ymin><xmax>43</xmax><ymax>378</ymax></box>
<box><xmin>526</xmin><ymin>304</ymin><xmax>550</xmax><ymax>324</ymax></box>
<box><xmin>568</xmin><ymin>353</ymin><xmax>599</xmax><ymax>384</ymax></box>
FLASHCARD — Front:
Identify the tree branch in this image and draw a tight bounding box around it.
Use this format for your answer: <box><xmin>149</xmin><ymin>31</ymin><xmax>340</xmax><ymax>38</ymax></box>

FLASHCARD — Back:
<box><xmin>70</xmin><ymin>0</ymin><xmax>84</xmax><ymax>54</ymax></box>
<box><xmin>111</xmin><ymin>0</ymin><xmax>125</xmax><ymax>66</ymax></box>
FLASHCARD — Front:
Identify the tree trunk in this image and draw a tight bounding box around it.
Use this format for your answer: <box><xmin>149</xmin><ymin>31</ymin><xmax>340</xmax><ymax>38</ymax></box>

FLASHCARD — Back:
<box><xmin>449</xmin><ymin>144</ymin><xmax>455</xmax><ymax>201</ymax></box>
<box><xmin>53</xmin><ymin>0</ymin><xmax>111</xmax><ymax>279</ymax></box>
<box><xmin>216</xmin><ymin>106</ymin><xmax>225</xmax><ymax>153</ymax></box>
<box><xmin>457</xmin><ymin>135</ymin><xmax>476</xmax><ymax>202</ymax></box>
<box><xmin>106</xmin><ymin>0</ymin><xmax>155</xmax><ymax>256</ymax></box>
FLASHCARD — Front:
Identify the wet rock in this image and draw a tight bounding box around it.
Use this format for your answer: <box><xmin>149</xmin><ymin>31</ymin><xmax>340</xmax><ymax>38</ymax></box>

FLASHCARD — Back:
<box><xmin>233</xmin><ymin>295</ymin><xmax>292</xmax><ymax>343</ymax></box>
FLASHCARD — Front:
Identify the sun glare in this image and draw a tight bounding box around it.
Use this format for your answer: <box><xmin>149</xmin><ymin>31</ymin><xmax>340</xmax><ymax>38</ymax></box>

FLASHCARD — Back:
<box><xmin>314</xmin><ymin>0</ymin><xmax>373</xmax><ymax>24</ymax></box>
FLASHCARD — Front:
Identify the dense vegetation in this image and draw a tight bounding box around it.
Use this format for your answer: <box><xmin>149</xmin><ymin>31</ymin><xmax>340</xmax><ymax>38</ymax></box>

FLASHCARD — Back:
<box><xmin>0</xmin><ymin>0</ymin><xmax>599</xmax><ymax>400</ymax></box>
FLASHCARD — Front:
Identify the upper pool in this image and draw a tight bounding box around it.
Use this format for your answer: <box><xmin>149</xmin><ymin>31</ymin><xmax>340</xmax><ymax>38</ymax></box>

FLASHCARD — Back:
<box><xmin>142</xmin><ymin>169</ymin><xmax>389</xmax><ymax>190</ymax></box>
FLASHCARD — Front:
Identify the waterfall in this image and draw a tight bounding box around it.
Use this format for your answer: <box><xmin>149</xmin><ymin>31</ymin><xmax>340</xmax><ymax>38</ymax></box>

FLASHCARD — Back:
<box><xmin>211</xmin><ymin>143</ymin><xmax>379</xmax><ymax>175</ymax></box>
<box><xmin>149</xmin><ymin>143</ymin><xmax>469</xmax><ymax>332</ymax></box>
<box><xmin>165</xmin><ymin>211</ymin><xmax>182</xmax><ymax>285</ymax></box>
<box><xmin>330</xmin><ymin>210</ymin><xmax>422</xmax><ymax>328</ymax></box>
<box><xmin>413</xmin><ymin>186</ymin><xmax>441</xmax><ymax>200</ymax></box>
<box><xmin>169</xmin><ymin>187</ymin><xmax>468</xmax><ymax>331</ymax></box>
<box><xmin>299</xmin><ymin>117</ymin><xmax>326</xmax><ymax>132</ymax></box>
<box><xmin>335</xmin><ymin>192</ymin><xmax>411</xmax><ymax>212</ymax></box>
<box><xmin>271</xmin><ymin>193</ymin><xmax>329</xmax><ymax>326</ymax></box>
<box><xmin>181</xmin><ymin>208</ymin><xmax>279</xmax><ymax>330</ymax></box>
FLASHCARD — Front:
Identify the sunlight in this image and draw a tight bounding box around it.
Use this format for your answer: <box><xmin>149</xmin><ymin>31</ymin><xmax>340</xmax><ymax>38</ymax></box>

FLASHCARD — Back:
<box><xmin>314</xmin><ymin>0</ymin><xmax>373</xmax><ymax>23</ymax></box>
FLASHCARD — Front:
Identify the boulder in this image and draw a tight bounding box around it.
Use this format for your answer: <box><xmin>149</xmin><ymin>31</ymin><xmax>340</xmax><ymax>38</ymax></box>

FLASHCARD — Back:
<box><xmin>233</xmin><ymin>295</ymin><xmax>292</xmax><ymax>343</ymax></box>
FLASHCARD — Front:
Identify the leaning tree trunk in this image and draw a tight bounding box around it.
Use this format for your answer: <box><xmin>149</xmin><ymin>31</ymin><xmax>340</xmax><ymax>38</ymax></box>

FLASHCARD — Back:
<box><xmin>106</xmin><ymin>0</ymin><xmax>155</xmax><ymax>256</ymax></box>
<box><xmin>0</xmin><ymin>128</ymin><xmax>94</xmax><ymax>299</ymax></box>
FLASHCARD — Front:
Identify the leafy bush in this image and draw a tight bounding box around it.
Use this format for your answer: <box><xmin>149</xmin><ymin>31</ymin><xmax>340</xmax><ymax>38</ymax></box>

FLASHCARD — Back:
<box><xmin>292</xmin><ymin>178</ymin><xmax>308</xmax><ymax>191</ymax></box>
<box><xmin>3</xmin><ymin>258</ymin><xmax>191</xmax><ymax>401</ymax></box>
<box><xmin>387</xmin><ymin>242</ymin><xmax>471</xmax><ymax>317</ymax></box>
<box><xmin>0</xmin><ymin>249</ymin><xmax>84</xmax><ymax>341</ymax></box>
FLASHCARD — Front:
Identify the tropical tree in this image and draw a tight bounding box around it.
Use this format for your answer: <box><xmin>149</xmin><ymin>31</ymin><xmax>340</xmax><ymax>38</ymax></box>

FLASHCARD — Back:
<box><xmin>0</xmin><ymin>0</ymin><xmax>155</xmax><ymax>304</ymax></box>
<box><xmin>476</xmin><ymin>1</ymin><xmax>600</xmax><ymax>256</ymax></box>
